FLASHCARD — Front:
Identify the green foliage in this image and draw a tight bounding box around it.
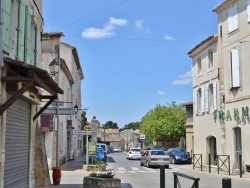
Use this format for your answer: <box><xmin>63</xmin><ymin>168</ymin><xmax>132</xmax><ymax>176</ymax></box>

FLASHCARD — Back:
<box><xmin>89</xmin><ymin>172</ymin><xmax>115</xmax><ymax>178</ymax></box>
<box><xmin>101</xmin><ymin>121</ymin><xmax>119</xmax><ymax>129</ymax></box>
<box><xmin>119</xmin><ymin>122</ymin><xmax>140</xmax><ymax>132</ymax></box>
<box><xmin>81</xmin><ymin>117</ymin><xmax>87</xmax><ymax>130</ymax></box>
<box><xmin>140</xmin><ymin>101</ymin><xmax>186</xmax><ymax>143</ymax></box>
<box><xmin>95</xmin><ymin>160</ymin><xmax>105</xmax><ymax>165</ymax></box>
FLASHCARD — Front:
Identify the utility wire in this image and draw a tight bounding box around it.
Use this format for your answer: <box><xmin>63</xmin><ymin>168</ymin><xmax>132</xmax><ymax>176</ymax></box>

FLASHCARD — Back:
<box><xmin>55</xmin><ymin>0</ymin><xmax>130</xmax><ymax>30</ymax></box>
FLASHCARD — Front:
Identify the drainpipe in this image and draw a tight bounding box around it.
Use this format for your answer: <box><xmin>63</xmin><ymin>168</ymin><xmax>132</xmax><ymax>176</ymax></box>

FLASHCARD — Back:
<box><xmin>0</xmin><ymin>0</ymin><xmax>3</xmax><ymax>67</ymax></box>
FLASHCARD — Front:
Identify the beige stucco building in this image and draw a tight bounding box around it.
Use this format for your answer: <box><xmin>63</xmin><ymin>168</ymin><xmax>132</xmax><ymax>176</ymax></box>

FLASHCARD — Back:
<box><xmin>189</xmin><ymin>0</ymin><xmax>250</xmax><ymax>174</ymax></box>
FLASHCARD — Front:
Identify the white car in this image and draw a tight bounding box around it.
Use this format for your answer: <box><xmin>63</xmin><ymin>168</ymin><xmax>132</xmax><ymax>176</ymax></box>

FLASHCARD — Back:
<box><xmin>127</xmin><ymin>148</ymin><xmax>141</xmax><ymax>160</ymax></box>
<box><xmin>113</xmin><ymin>147</ymin><xmax>122</xmax><ymax>152</ymax></box>
<box><xmin>140</xmin><ymin>150</ymin><xmax>170</xmax><ymax>168</ymax></box>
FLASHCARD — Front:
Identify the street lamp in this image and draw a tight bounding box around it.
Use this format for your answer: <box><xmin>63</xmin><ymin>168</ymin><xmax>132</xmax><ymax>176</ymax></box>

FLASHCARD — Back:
<box><xmin>73</xmin><ymin>104</ymin><xmax>89</xmax><ymax>115</ymax></box>
<box><xmin>49</xmin><ymin>59</ymin><xmax>59</xmax><ymax>77</ymax></box>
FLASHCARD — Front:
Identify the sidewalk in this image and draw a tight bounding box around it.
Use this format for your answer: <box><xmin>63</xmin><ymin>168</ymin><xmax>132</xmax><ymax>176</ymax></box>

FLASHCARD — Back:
<box><xmin>48</xmin><ymin>155</ymin><xmax>132</xmax><ymax>188</ymax></box>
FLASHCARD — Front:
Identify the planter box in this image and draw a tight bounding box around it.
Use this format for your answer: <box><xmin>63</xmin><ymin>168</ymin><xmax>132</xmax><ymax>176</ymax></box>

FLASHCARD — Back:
<box><xmin>83</xmin><ymin>176</ymin><xmax>121</xmax><ymax>188</ymax></box>
<box><xmin>83</xmin><ymin>164</ymin><xmax>106</xmax><ymax>171</ymax></box>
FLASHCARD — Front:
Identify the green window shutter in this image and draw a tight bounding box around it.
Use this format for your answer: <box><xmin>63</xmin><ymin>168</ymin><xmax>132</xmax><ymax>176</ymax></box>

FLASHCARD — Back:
<box><xmin>3</xmin><ymin>0</ymin><xmax>11</xmax><ymax>53</ymax></box>
<box><xmin>24</xmin><ymin>6</ymin><xmax>31</xmax><ymax>64</ymax></box>
<box><xmin>34</xmin><ymin>24</ymin><xmax>41</xmax><ymax>67</ymax></box>
<box><xmin>16</xmin><ymin>0</ymin><xmax>25</xmax><ymax>60</ymax></box>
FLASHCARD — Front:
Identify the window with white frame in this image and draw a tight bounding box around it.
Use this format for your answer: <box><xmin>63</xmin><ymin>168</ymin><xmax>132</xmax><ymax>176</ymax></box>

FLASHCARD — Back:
<box><xmin>230</xmin><ymin>49</ymin><xmax>240</xmax><ymax>88</ymax></box>
<box><xmin>228</xmin><ymin>6</ymin><xmax>238</xmax><ymax>33</ymax></box>
<box><xmin>197</xmin><ymin>88</ymin><xmax>202</xmax><ymax>113</ymax></box>
<box><xmin>208</xmin><ymin>50</ymin><xmax>214</xmax><ymax>68</ymax></box>
<box><xmin>205</xmin><ymin>83</ymin><xmax>217</xmax><ymax>112</ymax></box>
<box><xmin>197</xmin><ymin>88</ymin><xmax>204</xmax><ymax>113</ymax></box>
<box><xmin>197</xmin><ymin>57</ymin><xmax>202</xmax><ymax>75</ymax></box>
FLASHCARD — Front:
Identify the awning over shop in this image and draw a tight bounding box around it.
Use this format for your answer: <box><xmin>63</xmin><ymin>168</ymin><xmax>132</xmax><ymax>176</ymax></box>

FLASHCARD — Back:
<box><xmin>0</xmin><ymin>57</ymin><xmax>64</xmax><ymax>121</ymax></box>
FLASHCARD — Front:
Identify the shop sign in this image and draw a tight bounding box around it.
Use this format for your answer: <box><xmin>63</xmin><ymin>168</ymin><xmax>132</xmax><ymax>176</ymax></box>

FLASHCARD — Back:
<box><xmin>214</xmin><ymin>106</ymin><xmax>249</xmax><ymax>124</ymax></box>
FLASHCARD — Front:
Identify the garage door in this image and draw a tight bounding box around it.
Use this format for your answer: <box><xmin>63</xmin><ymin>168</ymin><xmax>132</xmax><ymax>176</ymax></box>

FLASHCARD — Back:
<box><xmin>4</xmin><ymin>97</ymin><xmax>30</xmax><ymax>188</ymax></box>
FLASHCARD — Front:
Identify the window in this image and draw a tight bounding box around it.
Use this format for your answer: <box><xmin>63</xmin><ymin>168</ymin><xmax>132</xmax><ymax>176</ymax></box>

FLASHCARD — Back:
<box><xmin>3</xmin><ymin>0</ymin><xmax>11</xmax><ymax>53</ymax></box>
<box><xmin>228</xmin><ymin>6</ymin><xmax>238</xmax><ymax>33</ymax></box>
<box><xmin>197</xmin><ymin>88</ymin><xmax>202</xmax><ymax>113</ymax></box>
<box><xmin>230</xmin><ymin>49</ymin><xmax>240</xmax><ymax>88</ymax></box>
<box><xmin>197</xmin><ymin>57</ymin><xmax>202</xmax><ymax>75</ymax></box>
<box><xmin>208</xmin><ymin>50</ymin><xmax>214</xmax><ymax>68</ymax></box>
<box><xmin>205</xmin><ymin>83</ymin><xmax>217</xmax><ymax>112</ymax></box>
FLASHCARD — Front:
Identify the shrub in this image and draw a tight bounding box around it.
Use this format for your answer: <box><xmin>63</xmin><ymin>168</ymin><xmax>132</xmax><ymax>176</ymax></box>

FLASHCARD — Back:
<box><xmin>89</xmin><ymin>172</ymin><xmax>115</xmax><ymax>178</ymax></box>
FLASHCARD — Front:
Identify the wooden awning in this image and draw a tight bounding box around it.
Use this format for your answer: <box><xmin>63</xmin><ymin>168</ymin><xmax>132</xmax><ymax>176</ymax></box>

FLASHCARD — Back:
<box><xmin>0</xmin><ymin>57</ymin><xmax>64</xmax><ymax>121</ymax></box>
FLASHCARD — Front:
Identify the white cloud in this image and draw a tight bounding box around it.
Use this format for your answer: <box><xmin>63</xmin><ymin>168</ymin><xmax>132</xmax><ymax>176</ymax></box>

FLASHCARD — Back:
<box><xmin>164</xmin><ymin>34</ymin><xmax>175</xmax><ymax>41</ymax></box>
<box><xmin>172</xmin><ymin>71</ymin><xmax>192</xmax><ymax>85</ymax></box>
<box><xmin>158</xmin><ymin>90</ymin><xmax>165</xmax><ymax>95</ymax></box>
<box><xmin>135</xmin><ymin>19</ymin><xmax>150</xmax><ymax>33</ymax></box>
<box><xmin>82</xmin><ymin>17</ymin><xmax>127</xmax><ymax>39</ymax></box>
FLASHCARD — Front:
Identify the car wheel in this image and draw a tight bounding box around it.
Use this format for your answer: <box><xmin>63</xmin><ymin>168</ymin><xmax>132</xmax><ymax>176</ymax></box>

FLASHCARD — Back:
<box><xmin>165</xmin><ymin>165</ymin><xmax>169</xmax><ymax>169</ymax></box>
<box><xmin>172</xmin><ymin>158</ymin><xmax>176</xmax><ymax>165</ymax></box>
<box><xmin>146</xmin><ymin>161</ymin><xmax>151</xmax><ymax>168</ymax></box>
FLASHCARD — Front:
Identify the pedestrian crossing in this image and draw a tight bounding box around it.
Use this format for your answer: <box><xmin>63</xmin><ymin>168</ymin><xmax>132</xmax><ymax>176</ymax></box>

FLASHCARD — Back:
<box><xmin>107</xmin><ymin>164</ymin><xmax>188</xmax><ymax>174</ymax></box>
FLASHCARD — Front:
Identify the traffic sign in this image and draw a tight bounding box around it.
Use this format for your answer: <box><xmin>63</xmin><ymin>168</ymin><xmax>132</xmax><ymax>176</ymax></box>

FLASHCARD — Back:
<box><xmin>70</xmin><ymin>130</ymin><xmax>96</xmax><ymax>135</ymax></box>
<box><xmin>140</xmin><ymin>134</ymin><xmax>146</xmax><ymax>139</ymax></box>
<box><xmin>42</xmin><ymin>108</ymin><xmax>73</xmax><ymax>115</ymax></box>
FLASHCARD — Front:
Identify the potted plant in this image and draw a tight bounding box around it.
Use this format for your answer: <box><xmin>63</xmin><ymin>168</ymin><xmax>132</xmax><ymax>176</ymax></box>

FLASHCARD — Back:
<box><xmin>83</xmin><ymin>172</ymin><xmax>121</xmax><ymax>188</ymax></box>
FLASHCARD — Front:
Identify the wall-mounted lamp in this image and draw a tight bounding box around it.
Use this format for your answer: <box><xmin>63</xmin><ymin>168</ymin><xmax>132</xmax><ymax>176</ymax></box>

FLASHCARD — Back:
<box><xmin>73</xmin><ymin>104</ymin><xmax>89</xmax><ymax>115</ymax></box>
<box><xmin>49</xmin><ymin>59</ymin><xmax>59</xmax><ymax>76</ymax></box>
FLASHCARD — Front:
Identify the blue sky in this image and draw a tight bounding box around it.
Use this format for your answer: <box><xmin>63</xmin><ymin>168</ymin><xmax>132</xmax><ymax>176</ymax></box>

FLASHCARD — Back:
<box><xmin>43</xmin><ymin>0</ymin><xmax>222</xmax><ymax>128</ymax></box>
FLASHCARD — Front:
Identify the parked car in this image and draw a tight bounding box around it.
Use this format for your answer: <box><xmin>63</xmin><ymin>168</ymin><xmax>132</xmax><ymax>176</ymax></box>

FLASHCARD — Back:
<box><xmin>164</xmin><ymin>148</ymin><xmax>191</xmax><ymax>164</ymax></box>
<box><xmin>113</xmin><ymin>147</ymin><xmax>122</xmax><ymax>152</ymax></box>
<box><xmin>107</xmin><ymin>145</ymin><xmax>114</xmax><ymax>153</ymax></box>
<box><xmin>152</xmin><ymin>145</ymin><xmax>164</xmax><ymax>150</ymax></box>
<box><xmin>127</xmin><ymin>148</ymin><xmax>141</xmax><ymax>160</ymax></box>
<box><xmin>140</xmin><ymin>150</ymin><xmax>170</xmax><ymax>168</ymax></box>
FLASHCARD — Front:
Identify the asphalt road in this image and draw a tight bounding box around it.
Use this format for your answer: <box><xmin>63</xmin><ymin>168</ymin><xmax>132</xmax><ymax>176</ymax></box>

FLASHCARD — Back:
<box><xmin>108</xmin><ymin>151</ymin><xmax>250</xmax><ymax>188</ymax></box>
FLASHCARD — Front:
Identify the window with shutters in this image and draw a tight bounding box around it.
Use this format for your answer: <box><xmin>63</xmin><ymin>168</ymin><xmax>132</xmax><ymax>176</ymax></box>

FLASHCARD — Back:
<box><xmin>228</xmin><ymin>6</ymin><xmax>238</xmax><ymax>33</ymax></box>
<box><xmin>197</xmin><ymin>88</ymin><xmax>202</xmax><ymax>113</ymax></box>
<box><xmin>24</xmin><ymin>6</ymin><xmax>31</xmax><ymax>64</ymax></box>
<box><xmin>16</xmin><ymin>0</ymin><xmax>25</xmax><ymax>60</ymax></box>
<box><xmin>197</xmin><ymin>57</ymin><xmax>202</xmax><ymax>76</ymax></box>
<box><xmin>208</xmin><ymin>84</ymin><xmax>213</xmax><ymax>110</ymax></box>
<box><xmin>230</xmin><ymin>49</ymin><xmax>240</xmax><ymax>88</ymax></box>
<box><xmin>208</xmin><ymin>50</ymin><xmax>214</xmax><ymax>69</ymax></box>
<box><xmin>3</xmin><ymin>0</ymin><xmax>11</xmax><ymax>53</ymax></box>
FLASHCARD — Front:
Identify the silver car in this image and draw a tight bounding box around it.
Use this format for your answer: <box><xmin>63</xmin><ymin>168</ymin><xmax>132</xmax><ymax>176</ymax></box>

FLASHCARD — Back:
<box><xmin>140</xmin><ymin>150</ymin><xmax>170</xmax><ymax>168</ymax></box>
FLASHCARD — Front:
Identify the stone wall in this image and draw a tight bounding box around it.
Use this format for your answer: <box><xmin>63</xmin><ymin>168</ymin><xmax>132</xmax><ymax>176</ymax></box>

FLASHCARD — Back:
<box><xmin>83</xmin><ymin>177</ymin><xmax>121</xmax><ymax>188</ymax></box>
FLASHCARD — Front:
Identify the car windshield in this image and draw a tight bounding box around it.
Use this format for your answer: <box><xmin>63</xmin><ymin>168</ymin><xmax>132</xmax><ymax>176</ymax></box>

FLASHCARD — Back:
<box><xmin>151</xmin><ymin>151</ymin><xmax>165</xmax><ymax>155</ymax></box>
<box><xmin>130</xmin><ymin>148</ymin><xmax>140</xmax><ymax>152</ymax></box>
<box><xmin>172</xmin><ymin>148</ymin><xmax>185</xmax><ymax>153</ymax></box>
<box><xmin>153</xmin><ymin>146</ymin><xmax>164</xmax><ymax>150</ymax></box>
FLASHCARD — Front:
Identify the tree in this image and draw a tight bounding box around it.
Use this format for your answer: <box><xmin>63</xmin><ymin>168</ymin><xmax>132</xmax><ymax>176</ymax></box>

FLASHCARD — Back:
<box><xmin>101</xmin><ymin>121</ymin><xmax>119</xmax><ymax>129</ymax></box>
<box><xmin>119</xmin><ymin>122</ymin><xmax>140</xmax><ymax>132</ymax></box>
<box><xmin>140</xmin><ymin>101</ymin><xmax>186</xmax><ymax>146</ymax></box>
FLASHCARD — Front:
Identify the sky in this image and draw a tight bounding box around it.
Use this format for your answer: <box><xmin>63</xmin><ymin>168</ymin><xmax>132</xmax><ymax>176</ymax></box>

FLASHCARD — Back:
<box><xmin>43</xmin><ymin>0</ymin><xmax>222</xmax><ymax>128</ymax></box>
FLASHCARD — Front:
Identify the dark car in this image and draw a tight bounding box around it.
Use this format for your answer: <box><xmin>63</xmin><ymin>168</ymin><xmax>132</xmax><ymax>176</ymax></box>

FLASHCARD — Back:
<box><xmin>107</xmin><ymin>145</ymin><xmax>114</xmax><ymax>153</ymax></box>
<box><xmin>164</xmin><ymin>148</ymin><xmax>191</xmax><ymax>164</ymax></box>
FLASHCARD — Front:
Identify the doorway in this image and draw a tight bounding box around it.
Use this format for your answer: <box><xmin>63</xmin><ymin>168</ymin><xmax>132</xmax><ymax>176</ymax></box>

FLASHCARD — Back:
<box><xmin>208</xmin><ymin>136</ymin><xmax>217</xmax><ymax>165</ymax></box>
<box><xmin>234</xmin><ymin>127</ymin><xmax>242</xmax><ymax>168</ymax></box>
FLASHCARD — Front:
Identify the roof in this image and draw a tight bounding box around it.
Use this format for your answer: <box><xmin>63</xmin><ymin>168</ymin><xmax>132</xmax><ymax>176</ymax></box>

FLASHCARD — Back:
<box><xmin>182</xmin><ymin>101</ymin><xmax>193</xmax><ymax>106</ymax></box>
<box><xmin>3</xmin><ymin>57</ymin><xmax>63</xmax><ymax>94</ymax></box>
<box><xmin>103</xmin><ymin>129</ymin><xmax>120</xmax><ymax>134</ymax></box>
<box><xmin>42</xmin><ymin>32</ymin><xmax>64</xmax><ymax>38</ymax></box>
<box><xmin>213</xmin><ymin>0</ymin><xmax>229</xmax><ymax>13</ymax></box>
<box><xmin>187</xmin><ymin>35</ymin><xmax>217</xmax><ymax>56</ymax></box>
<box><xmin>100</xmin><ymin>137</ymin><xmax>121</xmax><ymax>142</ymax></box>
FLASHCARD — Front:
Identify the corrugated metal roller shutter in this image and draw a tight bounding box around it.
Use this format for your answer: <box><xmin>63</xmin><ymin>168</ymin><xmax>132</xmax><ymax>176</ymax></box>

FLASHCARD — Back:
<box><xmin>4</xmin><ymin>97</ymin><xmax>30</xmax><ymax>188</ymax></box>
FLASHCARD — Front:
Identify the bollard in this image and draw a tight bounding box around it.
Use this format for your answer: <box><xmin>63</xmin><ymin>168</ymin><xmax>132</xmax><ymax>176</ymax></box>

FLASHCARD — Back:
<box><xmin>239</xmin><ymin>154</ymin><xmax>242</xmax><ymax>178</ymax></box>
<box><xmin>160</xmin><ymin>165</ymin><xmax>165</xmax><ymax>188</ymax></box>
<box><xmin>222</xmin><ymin>178</ymin><xmax>231</xmax><ymax>188</ymax></box>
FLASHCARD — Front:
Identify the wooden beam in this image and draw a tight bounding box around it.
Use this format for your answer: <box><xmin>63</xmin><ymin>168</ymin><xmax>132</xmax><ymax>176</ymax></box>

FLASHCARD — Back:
<box><xmin>33</xmin><ymin>95</ymin><xmax>57</xmax><ymax>121</ymax></box>
<box><xmin>0</xmin><ymin>82</ymin><xmax>34</xmax><ymax>115</ymax></box>
<box><xmin>33</xmin><ymin>73</ymin><xmax>57</xmax><ymax>96</ymax></box>
<box><xmin>1</xmin><ymin>76</ymin><xmax>35</xmax><ymax>82</ymax></box>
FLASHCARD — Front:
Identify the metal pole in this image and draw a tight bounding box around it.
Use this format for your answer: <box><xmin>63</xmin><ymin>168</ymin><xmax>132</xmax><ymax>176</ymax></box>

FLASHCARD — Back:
<box><xmin>56</xmin><ymin>100</ymin><xmax>60</xmax><ymax>167</ymax></box>
<box><xmin>222</xmin><ymin>178</ymin><xmax>231</xmax><ymax>188</ymax></box>
<box><xmin>160</xmin><ymin>165</ymin><xmax>165</xmax><ymax>188</ymax></box>
<box><xmin>86</xmin><ymin>135</ymin><xmax>89</xmax><ymax>164</ymax></box>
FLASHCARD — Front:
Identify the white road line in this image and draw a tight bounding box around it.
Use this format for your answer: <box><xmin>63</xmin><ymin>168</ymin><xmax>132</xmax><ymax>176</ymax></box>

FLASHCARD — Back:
<box><xmin>114</xmin><ymin>171</ymin><xmax>125</xmax><ymax>173</ymax></box>
<box><xmin>131</xmin><ymin>167</ymin><xmax>140</xmax><ymax>171</ymax></box>
<box><xmin>127</xmin><ymin>171</ymin><xmax>135</xmax><ymax>173</ymax></box>
<box><xmin>138</xmin><ymin>171</ymin><xmax>146</xmax><ymax>173</ymax></box>
<box><xmin>117</xmin><ymin>167</ymin><xmax>126</xmax><ymax>171</ymax></box>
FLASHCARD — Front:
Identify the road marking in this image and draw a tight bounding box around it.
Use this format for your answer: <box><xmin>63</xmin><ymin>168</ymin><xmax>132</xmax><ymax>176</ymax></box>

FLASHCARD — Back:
<box><xmin>131</xmin><ymin>167</ymin><xmax>140</xmax><ymax>171</ymax></box>
<box><xmin>114</xmin><ymin>171</ymin><xmax>125</xmax><ymax>173</ymax></box>
<box><xmin>127</xmin><ymin>171</ymin><xmax>135</xmax><ymax>173</ymax></box>
<box><xmin>138</xmin><ymin>171</ymin><xmax>146</xmax><ymax>173</ymax></box>
<box><xmin>118</xmin><ymin>167</ymin><xmax>126</xmax><ymax>171</ymax></box>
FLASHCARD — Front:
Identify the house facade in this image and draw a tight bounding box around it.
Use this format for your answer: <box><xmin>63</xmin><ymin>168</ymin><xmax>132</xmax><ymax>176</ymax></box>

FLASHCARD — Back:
<box><xmin>41</xmin><ymin>33</ymin><xmax>84</xmax><ymax>169</ymax></box>
<box><xmin>0</xmin><ymin>0</ymin><xmax>64</xmax><ymax>187</ymax></box>
<box><xmin>189</xmin><ymin>0</ymin><xmax>250</xmax><ymax>174</ymax></box>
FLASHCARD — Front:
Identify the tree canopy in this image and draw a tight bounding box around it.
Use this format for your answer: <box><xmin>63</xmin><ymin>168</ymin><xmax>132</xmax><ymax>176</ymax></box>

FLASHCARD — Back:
<box><xmin>119</xmin><ymin>122</ymin><xmax>140</xmax><ymax>132</ymax></box>
<box><xmin>140</xmin><ymin>101</ymin><xmax>186</xmax><ymax>143</ymax></box>
<box><xmin>101</xmin><ymin>121</ymin><xmax>119</xmax><ymax>129</ymax></box>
